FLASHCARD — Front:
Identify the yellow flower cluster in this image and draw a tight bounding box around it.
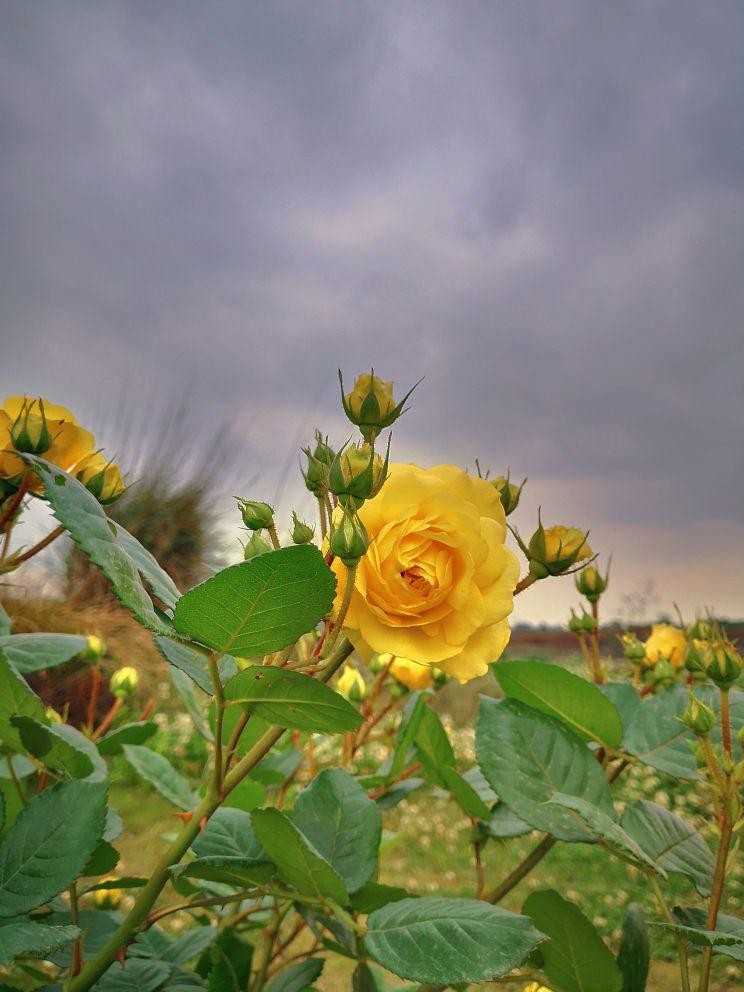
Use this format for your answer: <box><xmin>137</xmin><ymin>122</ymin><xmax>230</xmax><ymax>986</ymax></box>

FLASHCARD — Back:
<box><xmin>0</xmin><ymin>396</ymin><xmax>124</xmax><ymax>503</ymax></box>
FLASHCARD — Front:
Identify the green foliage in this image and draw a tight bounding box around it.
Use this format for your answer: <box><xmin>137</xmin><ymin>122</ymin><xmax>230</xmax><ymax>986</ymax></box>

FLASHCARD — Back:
<box><xmin>224</xmin><ymin>667</ymin><xmax>362</xmax><ymax>734</ymax></box>
<box><xmin>476</xmin><ymin>698</ymin><xmax>614</xmax><ymax>841</ymax></box>
<box><xmin>364</xmin><ymin>896</ymin><xmax>544</xmax><ymax>983</ymax></box>
<box><xmin>522</xmin><ymin>888</ymin><xmax>623</xmax><ymax>992</ymax></box>
<box><xmin>173</xmin><ymin>546</ymin><xmax>336</xmax><ymax>656</ymax></box>
<box><xmin>0</xmin><ymin>780</ymin><xmax>107</xmax><ymax>917</ymax></box>
<box><xmin>0</xmin><ymin>921</ymin><xmax>80</xmax><ymax>966</ymax></box>
<box><xmin>122</xmin><ymin>744</ymin><xmax>198</xmax><ymax>810</ymax></box>
<box><xmin>0</xmin><ymin>632</ymin><xmax>88</xmax><ymax>673</ymax></box>
<box><xmin>495</xmin><ymin>659</ymin><xmax>624</xmax><ymax>748</ymax></box>
<box><xmin>618</xmin><ymin>903</ymin><xmax>650</xmax><ymax>992</ymax></box>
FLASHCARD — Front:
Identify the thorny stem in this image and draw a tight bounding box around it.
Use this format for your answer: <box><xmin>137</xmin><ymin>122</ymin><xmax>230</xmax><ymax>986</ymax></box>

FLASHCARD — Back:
<box><xmin>481</xmin><ymin>835</ymin><xmax>557</xmax><ymax>904</ymax></box>
<box><xmin>0</xmin><ymin>475</ymin><xmax>31</xmax><ymax>536</ymax></box>
<box><xmin>208</xmin><ymin>654</ymin><xmax>225</xmax><ymax>797</ymax></box>
<box><xmin>324</xmin><ymin>563</ymin><xmax>357</xmax><ymax>656</ymax></box>
<box><xmin>68</xmin><ymin>883</ymin><xmax>83</xmax><ymax>982</ymax></box>
<box><xmin>267</xmin><ymin>525</ymin><xmax>281</xmax><ymax>551</ymax></box>
<box><xmin>317</xmin><ymin>497</ymin><xmax>328</xmax><ymax>540</ymax></box>
<box><xmin>514</xmin><ymin>573</ymin><xmax>536</xmax><ymax>595</ymax></box>
<box><xmin>698</xmin><ymin>688</ymin><xmax>735</xmax><ymax>992</ymax></box>
<box><xmin>7</xmin><ymin>524</ymin><xmax>65</xmax><ymax>567</ymax></box>
<box><xmin>590</xmin><ymin>601</ymin><xmax>604</xmax><ymax>683</ymax></box>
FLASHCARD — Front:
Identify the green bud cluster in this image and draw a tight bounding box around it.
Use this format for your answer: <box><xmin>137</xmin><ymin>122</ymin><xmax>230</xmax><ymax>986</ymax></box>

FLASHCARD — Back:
<box><xmin>301</xmin><ymin>431</ymin><xmax>335</xmax><ymax>497</ymax></box>
<box><xmin>236</xmin><ymin>499</ymin><xmax>274</xmax><ymax>531</ymax></box>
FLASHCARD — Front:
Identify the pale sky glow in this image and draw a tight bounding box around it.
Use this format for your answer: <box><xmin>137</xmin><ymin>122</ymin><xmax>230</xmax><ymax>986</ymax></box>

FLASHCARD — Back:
<box><xmin>1</xmin><ymin>2</ymin><xmax>742</xmax><ymax>623</ymax></box>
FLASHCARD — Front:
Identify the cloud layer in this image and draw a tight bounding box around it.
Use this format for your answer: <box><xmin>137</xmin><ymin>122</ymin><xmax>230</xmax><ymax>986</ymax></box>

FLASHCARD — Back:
<box><xmin>1</xmin><ymin>1</ymin><xmax>742</xmax><ymax>620</ymax></box>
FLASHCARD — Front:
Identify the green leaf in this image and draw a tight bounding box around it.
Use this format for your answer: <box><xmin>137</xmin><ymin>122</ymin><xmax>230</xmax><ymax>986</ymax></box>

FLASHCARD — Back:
<box><xmin>222</xmin><ymin>778</ymin><xmax>265</xmax><ymax>813</ymax></box>
<box><xmin>293</xmin><ymin>769</ymin><xmax>381</xmax><ymax>893</ymax></box>
<box><xmin>173</xmin><ymin>857</ymin><xmax>273</xmax><ymax>889</ymax></box>
<box><xmin>56</xmin><ymin>723</ymin><xmax>107</xmax><ymax>781</ymax></box>
<box><xmin>0</xmin><ymin>780</ymin><xmax>107</xmax><ymax>917</ymax></box>
<box><xmin>122</xmin><ymin>745</ymin><xmax>197</xmax><ymax>811</ymax></box>
<box><xmin>620</xmin><ymin>800</ymin><xmax>714</xmax><ymax>896</ymax></box>
<box><xmin>482</xmin><ymin>801</ymin><xmax>533</xmax><ymax>839</ymax></box>
<box><xmin>414</xmin><ymin>706</ymin><xmax>455</xmax><ymax>786</ymax></box>
<box><xmin>599</xmin><ymin>683</ymin><xmax>642</xmax><ymax>736</ymax></box>
<box><xmin>549</xmin><ymin>795</ymin><xmax>662</xmax><ymax>873</ymax></box>
<box><xmin>170</xmin><ymin>667</ymin><xmax>213</xmax><ymax>741</ymax></box>
<box><xmin>224</xmin><ymin>667</ymin><xmax>362</xmax><ymax>734</ymax></box>
<box><xmin>0</xmin><ymin>634</ymin><xmax>87</xmax><ymax>674</ymax></box>
<box><xmin>251</xmin><ymin>808</ymin><xmax>348</xmax><ymax>904</ymax></box>
<box><xmin>0</xmin><ymin>921</ymin><xmax>80</xmax><ymax>966</ymax></box>
<box><xmin>364</xmin><ymin>897</ymin><xmax>544</xmax><ymax>984</ymax></box>
<box><xmin>20</xmin><ymin>457</ymin><xmax>172</xmax><ymax>635</ymax></box>
<box><xmin>386</xmin><ymin>691</ymin><xmax>427</xmax><ymax>783</ymax></box>
<box><xmin>192</xmin><ymin>808</ymin><xmax>267</xmax><ymax>861</ymax></box>
<box><xmin>439</xmin><ymin>767</ymin><xmax>491</xmax><ymax>820</ymax></box>
<box><xmin>0</xmin><ymin>649</ymin><xmax>46</xmax><ymax>750</ymax></box>
<box><xmin>173</xmin><ymin>546</ymin><xmax>336</xmax><ymax>656</ymax></box>
<box><xmin>495</xmin><ymin>660</ymin><xmax>624</xmax><ymax>748</ymax></box>
<box><xmin>623</xmin><ymin>688</ymin><xmax>697</xmax><ymax>779</ymax></box>
<box><xmin>264</xmin><ymin>959</ymin><xmax>324</xmax><ymax>992</ymax></box>
<box><xmin>110</xmin><ymin>521</ymin><xmax>181</xmax><ymax>612</ymax></box>
<box><xmin>97</xmin><ymin>958</ymin><xmax>171</xmax><ymax>992</ymax></box>
<box><xmin>672</xmin><ymin>907</ymin><xmax>744</xmax><ymax>962</ymax></box>
<box><xmin>617</xmin><ymin>903</ymin><xmax>650</xmax><ymax>992</ymax></box>
<box><xmin>84</xmin><ymin>838</ymin><xmax>120</xmax><ymax>876</ymax></box>
<box><xmin>350</xmin><ymin>881</ymin><xmax>411</xmax><ymax>914</ymax></box>
<box><xmin>649</xmin><ymin>921</ymin><xmax>744</xmax><ymax>950</ymax></box>
<box><xmin>155</xmin><ymin>637</ymin><xmax>237</xmax><ymax>695</ymax></box>
<box><xmin>97</xmin><ymin>722</ymin><xmax>158</xmax><ymax>756</ymax></box>
<box><xmin>11</xmin><ymin>717</ymin><xmax>94</xmax><ymax>778</ymax></box>
<box><xmin>522</xmin><ymin>889</ymin><xmax>622</xmax><ymax>992</ymax></box>
<box><xmin>475</xmin><ymin>698</ymin><xmax>614</xmax><ymax>842</ymax></box>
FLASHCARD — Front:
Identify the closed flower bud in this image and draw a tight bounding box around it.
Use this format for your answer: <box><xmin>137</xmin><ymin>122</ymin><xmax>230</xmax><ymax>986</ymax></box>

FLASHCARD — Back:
<box><xmin>76</xmin><ymin>453</ymin><xmax>126</xmax><ymax>505</ymax></box>
<box><xmin>580</xmin><ymin>608</ymin><xmax>597</xmax><ymax>634</ymax></box>
<box><xmin>243</xmin><ymin>531</ymin><xmax>271</xmax><ymax>559</ymax></box>
<box><xmin>9</xmin><ymin>398</ymin><xmax>52</xmax><ymax>455</ymax></box>
<box><xmin>301</xmin><ymin>431</ymin><xmax>335</xmax><ymax>496</ymax></box>
<box><xmin>684</xmin><ymin>638</ymin><xmax>708</xmax><ymax>673</ymax></box>
<box><xmin>336</xmin><ymin>667</ymin><xmax>367</xmax><ymax>702</ymax></box>
<box><xmin>681</xmin><ymin>694</ymin><xmax>717</xmax><ymax>735</ymax></box>
<box><xmin>688</xmin><ymin>617</ymin><xmax>715</xmax><ymax>641</ymax></box>
<box><xmin>328</xmin><ymin>440</ymin><xmax>389</xmax><ymax>508</ymax></box>
<box><xmin>110</xmin><ymin>666</ymin><xmax>138</xmax><ymax>699</ymax></box>
<box><xmin>523</xmin><ymin>984</ymin><xmax>553</xmax><ymax>992</ymax></box>
<box><xmin>237</xmin><ymin>499</ymin><xmax>274</xmax><ymax>531</ymax></box>
<box><xmin>45</xmin><ymin>707</ymin><xmax>64</xmax><ymax>724</ymax></box>
<box><xmin>619</xmin><ymin>632</ymin><xmax>646</xmax><ymax>662</ymax></box>
<box><xmin>520</xmin><ymin>512</ymin><xmax>592</xmax><ymax>578</ymax></box>
<box><xmin>291</xmin><ymin>512</ymin><xmax>315</xmax><ymax>545</ymax></box>
<box><xmin>575</xmin><ymin>562</ymin><xmax>609</xmax><ymax>604</ymax></box>
<box><xmin>339</xmin><ymin>369</ymin><xmax>419</xmax><ymax>443</ymax></box>
<box><xmin>84</xmin><ymin>634</ymin><xmax>106</xmax><ymax>661</ymax></box>
<box><xmin>93</xmin><ymin>879</ymin><xmax>122</xmax><ymax>910</ymax></box>
<box><xmin>490</xmin><ymin>472</ymin><xmax>526</xmax><ymax>516</ymax></box>
<box><xmin>650</xmin><ymin>658</ymin><xmax>675</xmax><ymax>684</ymax></box>
<box><xmin>701</xmin><ymin>639</ymin><xmax>742</xmax><ymax>689</ymax></box>
<box><xmin>329</xmin><ymin>511</ymin><xmax>369</xmax><ymax>566</ymax></box>
<box><xmin>568</xmin><ymin>609</ymin><xmax>584</xmax><ymax>634</ymax></box>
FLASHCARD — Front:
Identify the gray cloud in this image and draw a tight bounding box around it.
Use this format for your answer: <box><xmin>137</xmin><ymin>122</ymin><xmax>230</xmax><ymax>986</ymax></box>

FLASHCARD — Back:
<box><xmin>1</xmin><ymin>1</ymin><xmax>742</xmax><ymax>617</ymax></box>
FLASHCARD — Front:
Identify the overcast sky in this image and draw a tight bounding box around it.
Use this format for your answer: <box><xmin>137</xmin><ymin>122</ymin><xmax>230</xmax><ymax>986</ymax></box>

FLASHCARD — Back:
<box><xmin>1</xmin><ymin>1</ymin><xmax>742</xmax><ymax>623</ymax></box>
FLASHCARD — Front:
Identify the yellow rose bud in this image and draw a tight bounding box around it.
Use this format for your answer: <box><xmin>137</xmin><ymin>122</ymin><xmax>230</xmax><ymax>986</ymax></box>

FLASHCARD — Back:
<box><xmin>329</xmin><ymin>509</ymin><xmax>369</xmax><ymax>566</ymax></box>
<box><xmin>339</xmin><ymin>369</ymin><xmax>419</xmax><ymax>443</ymax></box>
<box><xmin>643</xmin><ymin>623</ymin><xmax>686</xmax><ymax>669</ymax></box>
<box><xmin>0</xmin><ymin>397</ymin><xmax>95</xmax><ymax>489</ymax></box>
<box><xmin>84</xmin><ymin>634</ymin><xmax>106</xmax><ymax>661</ymax></box>
<box><xmin>700</xmin><ymin>639</ymin><xmax>742</xmax><ymax>689</ymax></box>
<box><xmin>301</xmin><ymin>431</ymin><xmax>335</xmax><ymax>496</ymax></box>
<box><xmin>681</xmin><ymin>693</ymin><xmax>717</xmax><ymax>735</ymax></box>
<box><xmin>619</xmin><ymin>632</ymin><xmax>646</xmax><ymax>662</ymax></box>
<box><xmin>243</xmin><ymin>531</ymin><xmax>271</xmax><ymax>559</ymax></box>
<box><xmin>329</xmin><ymin>463</ymin><xmax>519</xmax><ymax>683</ymax></box>
<box><xmin>110</xmin><ymin>666</ymin><xmax>139</xmax><ymax>699</ymax></box>
<box><xmin>520</xmin><ymin>515</ymin><xmax>592</xmax><ymax>579</ymax></box>
<box><xmin>76</xmin><ymin>453</ymin><xmax>125</xmax><ymax>505</ymax></box>
<box><xmin>523</xmin><ymin>984</ymin><xmax>553</xmax><ymax>992</ymax></box>
<box><xmin>336</xmin><ymin>667</ymin><xmax>367</xmax><ymax>702</ymax></box>
<box><xmin>389</xmin><ymin>656</ymin><xmax>434</xmax><ymax>691</ymax></box>
<box><xmin>93</xmin><ymin>878</ymin><xmax>122</xmax><ymax>910</ymax></box>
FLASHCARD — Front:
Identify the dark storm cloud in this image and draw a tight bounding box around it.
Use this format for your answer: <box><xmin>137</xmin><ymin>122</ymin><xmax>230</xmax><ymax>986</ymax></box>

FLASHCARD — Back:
<box><xmin>0</xmin><ymin>1</ymin><xmax>742</xmax><ymax>547</ymax></box>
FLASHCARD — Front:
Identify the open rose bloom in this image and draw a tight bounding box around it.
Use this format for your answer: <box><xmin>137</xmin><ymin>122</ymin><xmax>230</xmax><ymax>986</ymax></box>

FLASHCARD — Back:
<box><xmin>331</xmin><ymin>463</ymin><xmax>519</xmax><ymax>682</ymax></box>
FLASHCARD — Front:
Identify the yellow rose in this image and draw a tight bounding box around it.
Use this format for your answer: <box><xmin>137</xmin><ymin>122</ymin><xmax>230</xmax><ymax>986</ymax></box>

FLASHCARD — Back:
<box><xmin>110</xmin><ymin>666</ymin><xmax>139</xmax><ymax>698</ymax></box>
<box><xmin>643</xmin><ymin>623</ymin><xmax>686</xmax><ymax>669</ymax></box>
<box><xmin>76</xmin><ymin>452</ymin><xmax>126</xmax><ymax>504</ymax></box>
<box><xmin>389</xmin><ymin>656</ymin><xmax>434</xmax><ymax>691</ymax></box>
<box><xmin>93</xmin><ymin>878</ymin><xmax>122</xmax><ymax>910</ymax></box>
<box><xmin>523</xmin><ymin>984</ymin><xmax>553</xmax><ymax>992</ymax></box>
<box><xmin>330</xmin><ymin>463</ymin><xmax>519</xmax><ymax>683</ymax></box>
<box><xmin>336</xmin><ymin>667</ymin><xmax>367</xmax><ymax>701</ymax></box>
